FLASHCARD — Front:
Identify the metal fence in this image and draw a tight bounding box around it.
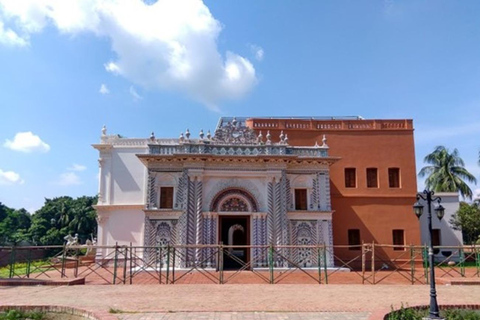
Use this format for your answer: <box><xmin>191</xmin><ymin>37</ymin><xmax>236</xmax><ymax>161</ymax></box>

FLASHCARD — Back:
<box><xmin>1</xmin><ymin>244</ymin><xmax>479</xmax><ymax>285</ymax></box>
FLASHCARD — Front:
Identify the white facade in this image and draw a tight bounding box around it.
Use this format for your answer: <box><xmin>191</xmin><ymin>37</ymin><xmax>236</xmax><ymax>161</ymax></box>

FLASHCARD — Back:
<box><xmin>418</xmin><ymin>192</ymin><xmax>463</xmax><ymax>261</ymax></box>
<box><xmin>93</xmin><ymin>120</ymin><xmax>338</xmax><ymax>268</ymax></box>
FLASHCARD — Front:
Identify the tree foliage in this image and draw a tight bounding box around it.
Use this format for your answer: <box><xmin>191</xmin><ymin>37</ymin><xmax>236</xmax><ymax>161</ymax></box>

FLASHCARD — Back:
<box><xmin>419</xmin><ymin>146</ymin><xmax>477</xmax><ymax>199</ymax></box>
<box><xmin>0</xmin><ymin>196</ymin><xmax>97</xmax><ymax>246</ymax></box>
<box><xmin>450</xmin><ymin>201</ymin><xmax>480</xmax><ymax>245</ymax></box>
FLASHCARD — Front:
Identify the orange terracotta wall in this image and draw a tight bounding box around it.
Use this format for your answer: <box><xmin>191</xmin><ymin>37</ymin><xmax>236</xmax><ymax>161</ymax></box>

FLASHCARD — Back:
<box><xmin>246</xmin><ymin>118</ymin><xmax>421</xmax><ymax>260</ymax></box>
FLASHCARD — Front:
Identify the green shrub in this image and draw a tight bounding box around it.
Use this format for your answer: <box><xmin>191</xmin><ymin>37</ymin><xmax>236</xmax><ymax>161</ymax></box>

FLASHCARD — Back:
<box><xmin>0</xmin><ymin>310</ymin><xmax>45</xmax><ymax>320</ymax></box>
<box><xmin>387</xmin><ymin>305</ymin><xmax>480</xmax><ymax>320</ymax></box>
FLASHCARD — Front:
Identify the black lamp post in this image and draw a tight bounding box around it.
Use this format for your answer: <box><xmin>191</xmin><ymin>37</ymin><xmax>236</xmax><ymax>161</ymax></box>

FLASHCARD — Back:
<box><xmin>413</xmin><ymin>190</ymin><xmax>445</xmax><ymax>320</ymax></box>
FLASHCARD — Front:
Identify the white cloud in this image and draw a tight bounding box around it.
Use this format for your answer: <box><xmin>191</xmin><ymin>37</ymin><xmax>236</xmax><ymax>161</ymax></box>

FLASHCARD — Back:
<box><xmin>129</xmin><ymin>86</ymin><xmax>142</xmax><ymax>101</ymax></box>
<box><xmin>249</xmin><ymin>44</ymin><xmax>264</xmax><ymax>61</ymax></box>
<box><xmin>68</xmin><ymin>163</ymin><xmax>86</xmax><ymax>172</ymax></box>
<box><xmin>0</xmin><ymin>19</ymin><xmax>27</xmax><ymax>47</ymax></box>
<box><xmin>99</xmin><ymin>83</ymin><xmax>110</xmax><ymax>94</ymax></box>
<box><xmin>4</xmin><ymin>131</ymin><xmax>50</xmax><ymax>153</ymax></box>
<box><xmin>0</xmin><ymin>169</ymin><xmax>24</xmax><ymax>185</ymax></box>
<box><xmin>474</xmin><ymin>188</ymin><xmax>480</xmax><ymax>201</ymax></box>
<box><xmin>0</xmin><ymin>0</ymin><xmax>258</xmax><ymax>108</ymax></box>
<box><xmin>56</xmin><ymin>172</ymin><xmax>81</xmax><ymax>186</ymax></box>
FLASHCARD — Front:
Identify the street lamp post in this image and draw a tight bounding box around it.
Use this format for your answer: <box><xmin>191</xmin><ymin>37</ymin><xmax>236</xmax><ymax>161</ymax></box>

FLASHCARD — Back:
<box><xmin>413</xmin><ymin>190</ymin><xmax>445</xmax><ymax>320</ymax></box>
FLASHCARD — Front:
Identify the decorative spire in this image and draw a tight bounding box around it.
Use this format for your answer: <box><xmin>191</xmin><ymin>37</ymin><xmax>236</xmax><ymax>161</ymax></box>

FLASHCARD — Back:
<box><xmin>199</xmin><ymin>129</ymin><xmax>204</xmax><ymax>139</ymax></box>
<box><xmin>232</xmin><ymin>117</ymin><xmax>237</xmax><ymax>126</ymax></box>
<box><xmin>284</xmin><ymin>134</ymin><xmax>289</xmax><ymax>145</ymax></box>
<box><xmin>101</xmin><ymin>125</ymin><xmax>107</xmax><ymax>136</ymax></box>
<box><xmin>279</xmin><ymin>130</ymin><xmax>285</xmax><ymax>143</ymax></box>
<box><xmin>266</xmin><ymin>131</ymin><xmax>271</xmax><ymax>145</ymax></box>
<box><xmin>206</xmin><ymin>130</ymin><xmax>211</xmax><ymax>140</ymax></box>
<box><xmin>185</xmin><ymin>128</ymin><xmax>190</xmax><ymax>140</ymax></box>
<box><xmin>322</xmin><ymin>134</ymin><xmax>328</xmax><ymax>147</ymax></box>
<box><xmin>257</xmin><ymin>131</ymin><xmax>263</xmax><ymax>144</ymax></box>
<box><xmin>179</xmin><ymin>132</ymin><xmax>185</xmax><ymax>143</ymax></box>
<box><xmin>150</xmin><ymin>132</ymin><xmax>155</xmax><ymax>142</ymax></box>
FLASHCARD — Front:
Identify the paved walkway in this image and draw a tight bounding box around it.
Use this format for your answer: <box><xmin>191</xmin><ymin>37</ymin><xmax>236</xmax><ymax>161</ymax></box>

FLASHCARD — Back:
<box><xmin>116</xmin><ymin>312</ymin><xmax>370</xmax><ymax>320</ymax></box>
<box><xmin>1</xmin><ymin>284</ymin><xmax>479</xmax><ymax>320</ymax></box>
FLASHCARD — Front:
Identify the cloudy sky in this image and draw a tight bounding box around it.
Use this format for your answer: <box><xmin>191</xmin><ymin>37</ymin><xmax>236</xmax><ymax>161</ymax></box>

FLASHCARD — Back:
<box><xmin>0</xmin><ymin>0</ymin><xmax>479</xmax><ymax>212</ymax></box>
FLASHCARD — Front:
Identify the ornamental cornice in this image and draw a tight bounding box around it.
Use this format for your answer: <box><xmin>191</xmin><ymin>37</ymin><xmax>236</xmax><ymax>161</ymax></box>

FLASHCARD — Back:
<box><xmin>93</xmin><ymin>204</ymin><xmax>145</xmax><ymax>211</ymax></box>
<box><xmin>287</xmin><ymin>211</ymin><xmax>334</xmax><ymax>220</ymax></box>
<box><xmin>144</xmin><ymin>209</ymin><xmax>183</xmax><ymax>219</ymax></box>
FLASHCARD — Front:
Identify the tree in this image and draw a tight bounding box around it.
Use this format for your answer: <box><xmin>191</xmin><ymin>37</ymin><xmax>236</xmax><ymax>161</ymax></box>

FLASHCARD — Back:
<box><xmin>450</xmin><ymin>201</ymin><xmax>480</xmax><ymax>244</ymax></box>
<box><xmin>29</xmin><ymin>196</ymin><xmax>97</xmax><ymax>245</ymax></box>
<box><xmin>419</xmin><ymin>146</ymin><xmax>477</xmax><ymax>199</ymax></box>
<box><xmin>0</xmin><ymin>202</ymin><xmax>32</xmax><ymax>244</ymax></box>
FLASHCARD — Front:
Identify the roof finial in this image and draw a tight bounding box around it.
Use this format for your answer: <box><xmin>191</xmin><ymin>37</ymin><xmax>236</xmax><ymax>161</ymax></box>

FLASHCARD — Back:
<box><xmin>150</xmin><ymin>132</ymin><xmax>155</xmax><ymax>142</ymax></box>
<box><xmin>279</xmin><ymin>130</ymin><xmax>285</xmax><ymax>143</ymax></box>
<box><xmin>185</xmin><ymin>128</ymin><xmax>190</xmax><ymax>140</ymax></box>
<box><xmin>257</xmin><ymin>131</ymin><xmax>263</xmax><ymax>144</ymax></box>
<box><xmin>284</xmin><ymin>134</ymin><xmax>289</xmax><ymax>145</ymax></box>
<box><xmin>322</xmin><ymin>134</ymin><xmax>328</xmax><ymax>147</ymax></box>
<box><xmin>207</xmin><ymin>130</ymin><xmax>211</xmax><ymax>140</ymax></box>
<box><xmin>101</xmin><ymin>125</ymin><xmax>107</xmax><ymax>136</ymax></box>
<box><xmin>266</xmin><ymin>131</ymin><xmax>271</xmax><ymax>145</ymax></box>
<box><xmin>232</xmin><ymin>117</ymin><xmax>237</xmax><ymax>126</ymax></box>
<box><xmin>179</xmin><ymin>132</ymin><xmax>185</xmax><ymax>143</ymax></box>
<box><xmin>199</xmin><ymin>129</ymin><xmax>204</xmax><ymax>139</ymax></box>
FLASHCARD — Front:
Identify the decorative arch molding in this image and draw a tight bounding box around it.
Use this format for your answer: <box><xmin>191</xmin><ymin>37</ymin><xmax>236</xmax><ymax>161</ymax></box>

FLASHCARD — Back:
<box><xmin>210</xmin><ymin>188</ymin><xmax>259</xmax><ymax>212</ymax></box>
<box><xmin>204</xmin><ymin>178</ymin><xmax>264</xmax><ymax>211</ymax></box>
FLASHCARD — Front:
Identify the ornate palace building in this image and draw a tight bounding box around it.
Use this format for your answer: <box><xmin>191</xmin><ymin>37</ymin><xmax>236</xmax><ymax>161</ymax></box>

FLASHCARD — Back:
<box><xmin>93</xmin><ymin>116</ymin><xmax>419</xmax><ymax>268</ymax></box>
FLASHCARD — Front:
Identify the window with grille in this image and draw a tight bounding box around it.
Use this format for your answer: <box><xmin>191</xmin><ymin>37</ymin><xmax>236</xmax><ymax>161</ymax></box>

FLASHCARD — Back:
<box><xmin>345</xmin><ymin>168</ymin><xmax>356</xmax><ymax>188</ymax></box>
<box><xmin>160</xmin><ymin>187</ymin><xmax>174</xmax><ymax>209</ymax></box>
<box><xmin>392</xmin><ymin>229</ymin><xmax>405</xmax><ymax>250</ymax></box>
<box><xmin>295</xmin><ymin>189</ymin><xmax>308</xmax><ymax>210</ymax></box>
<box><xmin>348</xmin><ymin>229</ymin><xmax>361</xmax><ymax>250</ymax></box>
<box><xmin>388</xmin><ymin>168</ymin><xmax>400</xmax><ymax>188</ymax></box>
<box><xmin>366</xmin><ymin>168</ymin><xmax>378</xmax><ymax>188</ymax></box>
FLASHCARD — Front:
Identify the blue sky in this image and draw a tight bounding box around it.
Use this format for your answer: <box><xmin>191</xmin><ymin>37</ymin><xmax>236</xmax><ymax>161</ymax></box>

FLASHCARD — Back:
<box><xmin>0</xmin><ymin>0</ymin><xmax>479</xmax><ymax>212</ymax></box>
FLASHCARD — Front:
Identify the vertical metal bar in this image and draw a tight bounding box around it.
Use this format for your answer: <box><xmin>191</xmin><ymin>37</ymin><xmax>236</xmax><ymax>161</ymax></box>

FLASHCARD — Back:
<box><xmin>166</xmin><ymin>244</ymin><xmax>170</xmax><ymax>284</ymax></box>
<box><xmin>9</xmin><ymin>245</ymin><xmax>16</xmax><ymax>278</ymax></box>
<box><xmin>410</xmin><ymin>245</ymin><xmax>415</xmax><ymax>285</ymax></box>
<box><xmin>172</xmin><ymin>246</ymin><xmax>176</xmax><ymax>284</ymax></box>
<box><xmin>323</xmin><ymin>244</ymin><xmax>328</xmax><ymax>284</ymax></box>
<box><xmin>74</xmin><ymin>247</ymin><xmax>79</xmax><ymax>278</ymax></box>
<box><xmin>61</xmin><ymin>244</ymin><xmax>67</xmax><ymax>279</ymax></box>
<box><xmin>219</xmin><ymin>244</ymin><xmax>224</xmax><ymax>284</ymax></box>
<box><xmin>129</xmin><ymin>243</ymin><xmax>133</xmax><ymax>285</ymax></box>
<box><xmin>123</xmin><ymin>247</ymin><xmax>128</xmax><ymax>284</ymax></box>
<box><xmin>460</xmin><ymin>247</ymin><xmax>465</xmax><ymax>277</ymax></box>
<box><xmin>113</xmin><ymin>243</ymin><xmax>118</xmax><ymax>284</ymax></box>
<box><xmin>361</xmin><ymin>243</ymin><xmax>365</xmax><ymax>285</ymax></box>
<box><xmin>317</xmin><ymin>246</ymin><xmax>322</xmax><ymax>284</ymax></box>
<box><xmin>371</xmin><ymin>242</ymin><xmax>375</xmax><ymax>285</ymax></box>
<box><xmin>268</xmin><ymin>244</ymin><xmax>274</xmax><ymax>284</ymax></box>
<box><xmin>159</xmin><ymin>246</ymin><xmax>162</xmax><ymax>284</ymax></box>
<box><xmin>423</xmin><ymin>245</ymin><xmax>429</xmax><ymax>284</ymax></box>
<box><xmin>476</xmin><ymin>246</ymin><xmax>480</xmax><ymax>277</ymax></box>
<box><xmin>26</xmin><ymin>248</ymin><xmax>32</xmax><ymax>278</ymax></box>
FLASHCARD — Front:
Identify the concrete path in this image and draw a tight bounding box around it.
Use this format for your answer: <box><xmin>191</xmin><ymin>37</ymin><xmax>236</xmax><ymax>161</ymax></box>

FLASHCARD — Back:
<box><xmin>1</xmin><ymin>284</ymin><xmax>479</xmax><ymax>319</ymax></box>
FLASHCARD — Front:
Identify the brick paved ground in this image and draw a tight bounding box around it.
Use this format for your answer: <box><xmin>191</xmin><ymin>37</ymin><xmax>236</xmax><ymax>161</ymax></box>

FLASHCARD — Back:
<box><xmin>1</xmin><ymin>284</ymin><xmax>480</xmax><ymax>320</ymax></box>
<box><xmin>116</xmin><ymin>312</ymin><xmax>370</xmax><ymax>320</ymax></box>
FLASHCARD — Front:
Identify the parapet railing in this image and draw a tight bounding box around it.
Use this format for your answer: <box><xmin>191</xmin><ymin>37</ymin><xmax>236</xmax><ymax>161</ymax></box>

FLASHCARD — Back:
<box><xmin>0</xmin><ymin>243</ymin><xmax>478</xmax><ymax>285</ymax></box>
<box><xmin>250</xmin><ymin>119</ymin><xmax>413</xmax><ymax>131</ymax></box>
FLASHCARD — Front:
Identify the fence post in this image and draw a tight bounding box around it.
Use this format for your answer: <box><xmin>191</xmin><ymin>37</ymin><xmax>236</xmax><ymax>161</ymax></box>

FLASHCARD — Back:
<box><xmin>476</xmin><ymin>245</ymin><xmax>480</xmax><ymax>278</ymax></box>
<box><xmin>172</xmin><ymin>246</ymin><xmax>176</xmax><ymax>284</ymax></box>
<box><xmin>361</xmin><ymin>243</ymin><xmax>365</xmax><ymax>285</ymax></box>
<box><xmin>460</xmin><ymin>247</ymin><xmax>465</xmax><ymax>277</ymax></box>
<box><xmin>159</xmin><ymin>246</ymin><xmax>162</xmax><ymax>285</ymax></box>
<box><xmin>129</xmin><ymin>243</ymin><xmax>133</xmax><ymax>285</ymax></box>
<box><xmin>423</xmin><ymin>245</ymin><xmax>429</xmax><ymax>284</ymax></box>
<box><xmin>26</xmin><ymin>247</ymin><xmax>32</xmax><ymax>278</ymax></box>
<box><xmin>317</xmin><ymin>246</ymin><xmax>322</xmax><ymax>284</ymax></box>
<box><xmin>268</xmin><ymin>244</ymin><xmax>274</xmax><ymax>284</ymax></box>
<box><xmin>219</xmin><ymin>243</ymin><xmax>224</xmax><ymax>284</ymax></box>
<box><xmin>9</xmin><ymin>245</ymin><xmax>16</xmax><ymax>278</ymax></box>
<box><xmin>371</xmin><ymin>242</ymin><xmax>375</xmax><ymax>285</ymax></box>
<box><xmin>123</xmin><ymin>246</ymin><xmax>128</xmax><ymax>284</ymax></box>
<box><xmin>113</xmin><ymin>243</ymin><xmax>118</xmax><ymax>284</ymax></box>
<box><xmin>166</xmin><ymin>244</ymin><xmax>171</xmax><ymax>284</ymax></box>
<box><xmin>410</xmin><ymin>245</ymin><xmax>415</xmax><ymax>285</ymax></box>
<box><xmin>323</xmin><ymin>243</ymin><xmax>328</xmax><ymax>285</ymax></box>
<box><xmin>61</xmin><ymin>244</ymin><xmax>67</xmax><ymax>279</ymax></box>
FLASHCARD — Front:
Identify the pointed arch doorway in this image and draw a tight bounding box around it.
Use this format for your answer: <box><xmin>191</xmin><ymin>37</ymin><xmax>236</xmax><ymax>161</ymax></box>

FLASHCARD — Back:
<box><xmin>212</xmin><ymin>189</ymin><xmax>258</xmax><ymax>270</ymax></box>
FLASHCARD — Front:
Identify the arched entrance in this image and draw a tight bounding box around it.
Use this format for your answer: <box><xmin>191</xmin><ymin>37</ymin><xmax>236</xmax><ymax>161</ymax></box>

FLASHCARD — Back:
<box><xmin>212</xmin><ymin>189</ymin><xmax>258</xmax><ymax>270</ymax></box>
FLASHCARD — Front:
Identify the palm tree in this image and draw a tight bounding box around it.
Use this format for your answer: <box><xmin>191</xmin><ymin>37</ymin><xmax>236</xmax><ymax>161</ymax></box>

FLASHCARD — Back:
<box><xmin>419</xmin><ymin>146</ymin><xmax>477</xmax><ymax>199</ymax></box>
